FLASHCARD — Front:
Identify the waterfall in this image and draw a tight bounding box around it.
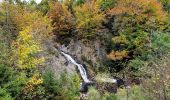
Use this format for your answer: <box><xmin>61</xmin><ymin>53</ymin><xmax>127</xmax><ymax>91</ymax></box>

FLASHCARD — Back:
<box><xmin>61</xmin><ymin>51</ymin><xmax>91</xmax><ymax>83</ymax></box>
<box><xmin>60</xmin><ymin>50</ymin><xmax>118</xmax><ymax>84</ymax></box>
<box><xmin>60</xmin><ymin>50</ymin><xmax>128</xmax><ymax>93</ymax></box>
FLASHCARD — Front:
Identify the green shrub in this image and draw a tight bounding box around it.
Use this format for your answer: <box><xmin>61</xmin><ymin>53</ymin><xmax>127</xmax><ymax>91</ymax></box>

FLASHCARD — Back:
<box><xmin>43</xmin><ymin>70</ymin><xmax>81</xmax><ymax>99</ymax></box>
<box><xmin>129</xmin><ymin>31</ymin><xmax>170</xmax><ymax>73</ymax></box>
<box><xmin>88</xmin><ymin>87</ymin><xmax>101</xmax><ymax>100</ymax></box>
<box><xmin>97</xmin><ymin>0</ymin><xmax>116</xmax><ymax>10</ymax></box>
<box><xmin>0</xmin><ymin>88</ymin><xmax>13</xmax><ymax>100</ymax></box>
<box><xmin>102</xmin><ymin>93</ymin><xmax>119</xmax><ymax>100</ymax></box>
<box><xmin>159</xmin><ymin>0</ymin><xmax>170</xmax><ymax>12</ymax></box>
<box><xmin>116</xmin><ymin>86</ymin><xmax>151</xmax><ymax>100</ymax></box>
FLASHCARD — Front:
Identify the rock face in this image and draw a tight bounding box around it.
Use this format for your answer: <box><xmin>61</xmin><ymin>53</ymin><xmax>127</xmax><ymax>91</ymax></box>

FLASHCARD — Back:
<box><xmin>45</xmin><ymin>50</ymin><xmax>76</xmax><ymax>77</ymax></box>
<box><xmin>42</xmin><ymin>40</ymin><xmax>77</xmax><ymax>79</ymax></box>
<box><xmin>59</xmin><ymin>38</ymin><xmax>107</xmax><ymax>70</ymax></box>
<box><xmin>42</xmin><ymin>38</ymin><xmax>108</xmax><ymax>79</ymax></box>
<box><xmin>43</xmin><ymin>30</ymin><xmax>112</xmax><ymax>78</ymax></box>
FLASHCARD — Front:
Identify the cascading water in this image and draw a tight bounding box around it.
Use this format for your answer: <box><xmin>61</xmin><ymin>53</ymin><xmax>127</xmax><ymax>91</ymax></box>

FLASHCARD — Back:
<box><xmin>59</xmin><ymin>50</ymin><xmax>128</xmax><ymax>94</ymax></box>
<box><xmin>60</xmin><ymin>50</ymin><xmax>118</xmax><ymax>85</ymax></box>
<box><xmin>61</xmin><ymin>51</ymin><xmax>91</xmax><ymax>83</ymax></box>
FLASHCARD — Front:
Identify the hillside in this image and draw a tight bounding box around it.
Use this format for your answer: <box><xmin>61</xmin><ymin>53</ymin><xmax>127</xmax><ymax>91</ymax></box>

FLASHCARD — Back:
<box><xmin>0</xmin><ymin>0</ymin><xmax>170</xmax><ymax>100</ymax></box>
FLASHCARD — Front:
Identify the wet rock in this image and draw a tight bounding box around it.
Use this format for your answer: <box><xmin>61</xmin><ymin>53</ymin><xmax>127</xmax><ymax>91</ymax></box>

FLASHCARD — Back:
<box><xmin>80</xmin><ymin>82</ymin><xmax>95</xmax><ymax>93</ymax></box>
<box><xmin>116</xmin><ymin>79</ymin><xmax>124</xmax><ymax>87</ymax></box>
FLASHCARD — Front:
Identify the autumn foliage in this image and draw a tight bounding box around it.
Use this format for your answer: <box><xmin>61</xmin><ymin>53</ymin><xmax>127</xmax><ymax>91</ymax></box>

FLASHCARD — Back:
<box><xmin>7</xmin><ymin>4</ymin><xmax>53</xmax><ymax>71</ymax></box>
<box><xmin>23</xmin><ymin>73</ymin><xmax>43</xmax><ymax>98</ymax></box>
<box><xmin>48</xmin><ymin>2</ymin><xmax>75</xmax><ymax>35</ymax></box>
<box><xmin>108</xmin><ymin>0</ymin><xmax>167</xmax><ymax>31</ymax></box>
<box><xmin>0</xmin><ymin>0</ymin><xmax>170</xmax><ymax>99</ymax></box>
<box><xmin>107</xmin><ymin>0</ymin><xmax>167</xmax><ymax>61</ymax></box>
<box><xmin>13</xmin><ymin>27</ymin><xmax>45</xmax><ymax>70</ymax></box>
<box><xmin>9</xmin><ymin>5</ymin><xmax>52</xmax><ymax>41</ymax></box>
<box><xmin>107</xmin><ymin>50</ymin><xmax>128</xmax><ymax>61</ymax></box>
<box><xmin>74</xmin><ymin>1</ymin><xmax>105</xmax><ymax>38</ymax></box>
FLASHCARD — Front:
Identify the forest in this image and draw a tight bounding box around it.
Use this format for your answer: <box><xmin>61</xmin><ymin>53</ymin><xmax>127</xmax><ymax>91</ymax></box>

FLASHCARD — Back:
<box><xmin>0</xmin><ymin>0</ymin><xmax>170</xmax><ymax>100</ymax></box>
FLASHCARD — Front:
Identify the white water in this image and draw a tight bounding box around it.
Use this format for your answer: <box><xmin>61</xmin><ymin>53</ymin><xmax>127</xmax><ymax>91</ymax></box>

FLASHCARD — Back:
<box><xmin>99</xmin><ymin>78</ymin><xmax>117</xmax><ymax>83</ymax></box>
<box><xmin>61</xmin><ymin>51</ymin><xmax>91</xmax><ymax>83</ymax></box>
<box><xmin>60</xmin><ymin>51</ymin><xmax>117</xmax><ymax>84</ymax></box>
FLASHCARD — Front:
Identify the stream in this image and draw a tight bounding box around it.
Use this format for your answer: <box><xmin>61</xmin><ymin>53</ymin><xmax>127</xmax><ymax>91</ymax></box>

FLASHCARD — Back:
<box><xmin>58</xmin><ymin>49</ymin><xmax>130</xmax><ymax>95</ymax></box>
<box><xmin>61</xmin><ymin>51</ymin><xmax>91</xmax><ymax>83</ymax></box>
<box><xmin>60</xmin><ymin>51</ymin><xmax>117</xmax><ymax>84</ymax></box>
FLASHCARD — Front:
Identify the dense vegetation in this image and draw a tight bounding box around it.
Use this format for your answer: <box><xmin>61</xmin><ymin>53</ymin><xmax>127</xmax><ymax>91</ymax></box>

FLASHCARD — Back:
<box><xmin>0</xmin><ymin>0</ymin><xmax>169</xmax><ymax>99</ymax></box>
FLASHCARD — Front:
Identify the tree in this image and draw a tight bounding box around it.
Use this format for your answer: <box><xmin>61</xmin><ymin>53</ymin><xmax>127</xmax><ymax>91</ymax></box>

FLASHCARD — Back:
<box><xmin>43</xmin><ymin>70</ymin><xmax>81</xmax><ymax>99</ymax></box>
<box><xmin>3</xmin><ymin>3</ymin><xmax>53</xmax><ymax>99</ymax></box>
<box><xmin>74</xmin><ymin>0</ymin><xmax>105</xmax><ymax>38</ymax></box>
<box><xmin>107</xmin><ymin>0</ymin><xmax>167</xmax><ymax>62</ymax></box>
<box><xmin>8</xmin><ymin>5</ymin><xmax>52</xmax><ymax>41</ymax></box>
<box><xmin>108</xmin><ymin>0</ymin><xmax>167</xmax><ymax>32</ymax></box>
<box><xmin>48</xmin><ymin>2</ymin><xmax>75</xmax><ymax>37</ymax></box>
<box><xmin>76</xmin><ymin>0</ymin><xmax>85</xmax><ymax>6</ymax></box>
<box><xmin>159</xmin><ymin>0</ymin><xmax>170</xmax><ymax>12</ymax></box>
<box><xmin>97</xmin><ymin>0</ymin><xmax>116</xmax><ymax>10</ymax></box>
